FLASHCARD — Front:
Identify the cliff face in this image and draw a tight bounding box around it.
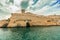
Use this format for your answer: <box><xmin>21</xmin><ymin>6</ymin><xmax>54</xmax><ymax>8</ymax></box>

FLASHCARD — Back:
<box><xmin>0</xmin><ymin>20</ymin><xmax>8</xmax><ymax>27</ymax></box>
<box><xmin>0</xmin><ymin>12</ymin><xmax>60</xmax><ymax>27</ymax></box>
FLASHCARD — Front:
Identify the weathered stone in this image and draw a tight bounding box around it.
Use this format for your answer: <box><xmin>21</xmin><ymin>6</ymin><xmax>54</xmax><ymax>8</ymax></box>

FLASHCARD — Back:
<box><xmin>0</xmin><ymin>10</ymin><xmax>60</xmax><ymax>27</ymax></box>
<box><xmin>0</xmin><ymin>20</ymin><xmax>8</xmax><ymax>27</ymax></box>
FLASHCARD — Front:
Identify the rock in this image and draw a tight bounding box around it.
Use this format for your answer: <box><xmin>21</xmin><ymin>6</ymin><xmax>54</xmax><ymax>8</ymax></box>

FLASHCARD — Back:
<box><xmin>0</xmin><ymin>10</ymin><xmax>60</xmax><ymax>27</ymax></box>
<box><xmin>0</xmin><ymin>20</ymin><xmax>8</xmax><ymax>27</ymax></box>
<box><xmin>7</xmin><ymin>21</ymin><xmax>26</xmax><ymax>27</ymax></box>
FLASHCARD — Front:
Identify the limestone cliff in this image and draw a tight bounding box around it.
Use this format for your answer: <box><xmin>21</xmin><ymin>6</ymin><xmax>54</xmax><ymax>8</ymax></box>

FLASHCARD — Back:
<box><xmin>0</xmin><ymin>10</ymin><xmax>60</xmax><ymax>27</ymax></box>
<box><xmin>0</xmin><ymin>20</ymin><xmax>8</xmax><ymax>27</ymax></box>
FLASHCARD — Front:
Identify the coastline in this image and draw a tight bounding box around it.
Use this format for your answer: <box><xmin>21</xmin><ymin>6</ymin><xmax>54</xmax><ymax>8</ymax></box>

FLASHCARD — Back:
<box><xmin>0</xmin><ymin>25</ymin><xmax>60</xmax><ymax>28</ymax></box>
<box><xmin>0</xmin><ymin>10</ymin><xmax>60</xmax><ymax>28</ymax></box>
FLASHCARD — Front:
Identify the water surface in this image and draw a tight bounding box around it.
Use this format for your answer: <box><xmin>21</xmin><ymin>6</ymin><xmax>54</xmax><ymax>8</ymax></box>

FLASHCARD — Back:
<box><xmin>0</xmin><ymin>26</ymin><xmax>60</xmax><ymax>40</ymax></box>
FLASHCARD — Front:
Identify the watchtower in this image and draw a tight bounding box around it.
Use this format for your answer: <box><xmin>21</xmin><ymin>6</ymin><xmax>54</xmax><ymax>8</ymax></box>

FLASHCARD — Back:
<box><xmin>21</xmin><ymin>9</ymin><xmax>25</xmax><ymax>13</ymax></box>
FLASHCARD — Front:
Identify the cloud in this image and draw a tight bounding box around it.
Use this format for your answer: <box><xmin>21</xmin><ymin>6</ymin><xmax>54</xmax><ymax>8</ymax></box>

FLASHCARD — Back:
<box><xmin>0</xmin><ymin>0</ymin><xmax>60</xmax><ymax>20</ymax></box>
<box><xmin>21</xmin><ymin>0</ymin><xmax>29</xmax><ymax>9</ymax></box>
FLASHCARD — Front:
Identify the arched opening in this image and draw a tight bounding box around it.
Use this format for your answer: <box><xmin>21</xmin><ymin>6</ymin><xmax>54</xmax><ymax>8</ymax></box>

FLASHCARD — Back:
<box><xmin>26</xmin><ymin>22</ymin><xmax>30</xmax><ymax>27</ymax></box>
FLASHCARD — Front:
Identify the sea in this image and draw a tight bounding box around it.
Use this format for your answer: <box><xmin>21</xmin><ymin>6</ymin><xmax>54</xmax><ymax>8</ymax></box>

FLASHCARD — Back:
<box><xmin>0</xmin><ymin>26</ymin><xmax>60</xmax><ymax>40</ymax></box>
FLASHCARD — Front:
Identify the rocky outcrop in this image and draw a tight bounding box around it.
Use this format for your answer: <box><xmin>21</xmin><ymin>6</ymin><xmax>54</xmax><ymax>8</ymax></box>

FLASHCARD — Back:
<box><xmin>0</xmin><ymin>10</ymin><xmax>60</xmax><ymax>27</ymax></box>
<box><xmin>0</xmin><ymin>20</ymin><xmax>8</xmax><ymax>27</ymax></box>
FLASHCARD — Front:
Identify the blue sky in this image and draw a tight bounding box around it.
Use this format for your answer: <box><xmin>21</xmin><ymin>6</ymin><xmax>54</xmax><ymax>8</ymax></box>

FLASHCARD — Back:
<box><xmin>0</xmin><ymin>0</ymin><xmax>60</xmax><ymax>20</ymax></box>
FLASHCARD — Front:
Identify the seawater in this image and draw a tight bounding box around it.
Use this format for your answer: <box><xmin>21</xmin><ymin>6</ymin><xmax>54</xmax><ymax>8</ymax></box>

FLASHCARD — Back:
<box><xmin>0</xmin><ymin>26</ymin><xmax>60</xmax><ymax>40</ymax></box>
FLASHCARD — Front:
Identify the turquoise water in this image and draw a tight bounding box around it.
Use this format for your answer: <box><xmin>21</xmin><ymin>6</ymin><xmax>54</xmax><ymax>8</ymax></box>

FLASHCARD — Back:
<box><xmin>0</xmin><ymin>26</ymin><xmax>60</xmax><ymax>40</ymax></box>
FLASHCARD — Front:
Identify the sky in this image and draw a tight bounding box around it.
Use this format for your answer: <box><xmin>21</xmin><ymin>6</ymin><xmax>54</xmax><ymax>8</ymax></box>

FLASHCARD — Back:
<box><xmin>0</xmin><ymin>0</ymin><xmax>60</xmax><ymax>20</ymax></box>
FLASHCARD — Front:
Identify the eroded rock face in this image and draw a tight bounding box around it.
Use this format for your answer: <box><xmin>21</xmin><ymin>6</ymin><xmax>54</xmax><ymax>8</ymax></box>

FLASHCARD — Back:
<box><xmin>7</xmin><ymin>21</ymin><xmax>26</xmax><ymax>27</ymax></box>
<box><xmin>7</xmin><ymin>12</ymin><xmax>60</xmax><ymax>27</ymax></box>
<box><xmin>0</xmin><ymin>11</ymin><xmax>60</xmax><ymax>27</ymax></box>
<box><xmin>0</xmin><ymin>20</ymin><xmax>8</xmax><ymax>27</ymax></box>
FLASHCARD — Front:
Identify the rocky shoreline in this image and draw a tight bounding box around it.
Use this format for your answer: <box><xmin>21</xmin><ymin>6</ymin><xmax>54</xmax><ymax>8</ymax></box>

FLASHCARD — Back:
<box><xmin>0</xmin><ymin>10</ymin><xmax>60</xmax><ymax>28</ymax></box>
<box><xmin>0</xmin><ymin>14</ymin><xmax>60</xmax><ymax>28</ymax></box>
<box><xmin>0</xmin><ymin>19</ymin><xmax>60</xmax><ymax>28</ymax></box>
<box><xmin>0</xmin><ymin>24</ymin><xmax>60</xmax><ymax>28</ymax></box>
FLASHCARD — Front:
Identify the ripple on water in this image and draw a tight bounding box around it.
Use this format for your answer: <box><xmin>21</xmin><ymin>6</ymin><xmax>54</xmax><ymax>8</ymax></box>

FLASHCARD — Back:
<box><xmin>0</xmin><ymin>26</ymin><xmax>60</xmax><ymax>40</ymax></box>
